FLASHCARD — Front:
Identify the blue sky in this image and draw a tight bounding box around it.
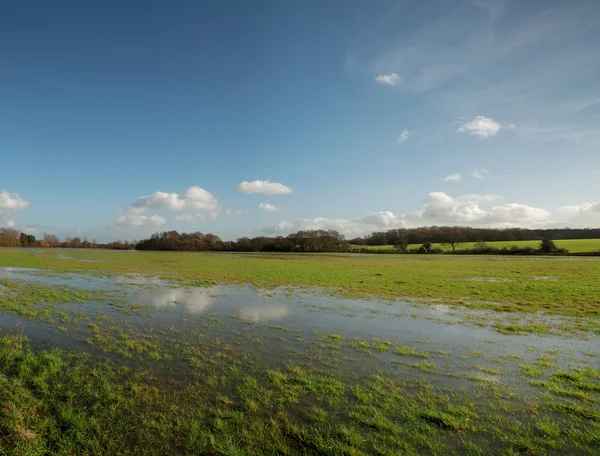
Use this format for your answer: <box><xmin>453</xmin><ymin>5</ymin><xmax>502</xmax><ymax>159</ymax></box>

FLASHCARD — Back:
<box><xmin>1</xmin><ymin>0</ymin><xmax>599</xmax><ymax>241</ymax></box>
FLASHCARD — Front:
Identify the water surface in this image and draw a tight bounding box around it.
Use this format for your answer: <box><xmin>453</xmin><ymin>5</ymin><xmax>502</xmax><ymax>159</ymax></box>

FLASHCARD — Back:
<box><xmin>1</xmin><ymin>266</ymin><xmax>597</xmax><ymax>390</ymax></box>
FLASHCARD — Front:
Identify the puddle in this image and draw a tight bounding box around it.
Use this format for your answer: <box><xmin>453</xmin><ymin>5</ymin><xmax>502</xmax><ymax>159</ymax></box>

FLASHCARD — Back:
<box><xmin>237</xmin><ymin>304</ymin><xmax>291</xmax><ymax>322</ymax></box>
<box><xmin>0</xmin><ymin>266</ymin><xmax>598</xmax><ymax>393</ymax></box>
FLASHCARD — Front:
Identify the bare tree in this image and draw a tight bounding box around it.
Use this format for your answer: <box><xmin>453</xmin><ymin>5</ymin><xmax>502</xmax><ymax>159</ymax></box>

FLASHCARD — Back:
<box><xmin>440</xmin><ymin>227</ymin><xmax>466</xmax><ymax>252</ymax></box>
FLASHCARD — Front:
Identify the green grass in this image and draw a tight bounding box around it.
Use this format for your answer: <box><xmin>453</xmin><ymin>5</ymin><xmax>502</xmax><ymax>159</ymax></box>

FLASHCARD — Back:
<box><xmin>1</xmin><ymin>249</ymin><xmax>599</xmax><ymax>327</ymax></box>
<box><xmin>394</xmin><ymin>345</ymin><xmax>430</xmax><ymax>359</ymax></box>
<box><xmin>1</xmin><ymin>335</ymin><xmax>598</xmax><ymax>455</ymax></box>
<box><xmin>1</xmin><ymin>249</ymin><xmax>600</xmax><ymax>453</ymax></box>
<box><xmin>352</xmin><ymin>238</ymin><xmax>600</xmax><ymax>253</ymax></box>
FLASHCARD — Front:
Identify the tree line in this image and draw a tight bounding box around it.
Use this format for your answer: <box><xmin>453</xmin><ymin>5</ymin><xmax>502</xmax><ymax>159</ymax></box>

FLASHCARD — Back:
<box><xmin>2</xmin><ymin>225</ymin><xmax>600</xmax><ymax>255</ymax></box>
<box><xmin>132</xmin><ymin>228</ymin><xmax>591</xmax><ymax>255</ymax></box>
<box><xmin>135</xmin><ymin>230</ymin><xmax>349</xmax><ymax>252</ymax></box>
<box><xmin>348</xmin><ymin>227</ymin><xmax>600</xmax><ymax>249</ymax></box>
<box><xmin>0</xmin><ymin>229</ymin><xmax>134</xmax><ymax>250</ymax></box>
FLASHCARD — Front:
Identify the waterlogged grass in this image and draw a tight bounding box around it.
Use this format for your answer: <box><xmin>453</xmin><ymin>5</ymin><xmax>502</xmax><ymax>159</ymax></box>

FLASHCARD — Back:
<box><xmin>1</xmin><ymin>251</ymin><xmax>599</xmax><ymax>453</ymax></box>
<box><xmin>1</xmin><ymin>335</ymin><xmax>599</xmax><ymax>455</ymax></box>
<box><xmin>0</xmin><ymin>279</ymin><xmax>145</xmax><ymax>326</ymax></box>
<box><xmin>2</xmin><ymin>249</ymin><xmax>600</xmax><ymax>323</ymax></box>
<box><xmin>394</xmin><ymin>345</ymin><xmax>431</xmax><ymax>359</ymax></box>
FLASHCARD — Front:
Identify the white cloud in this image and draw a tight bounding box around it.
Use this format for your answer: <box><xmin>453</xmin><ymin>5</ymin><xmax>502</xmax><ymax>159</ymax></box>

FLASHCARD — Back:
<box><xmin>261</xmin><ymin>215</ymin><xmax>407</xmax><ymax>237</ymax></box>
<box><xmin>114</xmin><ymin>214</ymin><xmax>166</xmax><ymax>229</ymax></box>
<box><xmin>443</xmin><ymin>173</ymin><xmax>461</xmax><ymax>182</ymax></box>
<box><xmin>115</xmin><ymin>186</ymin><xmax>219</xmax><ymax>229</ymax></box>
<box><xmin>397</xmin><ymin>130</ymin><xmax>410</xmax><ymax>143</ymax></box>
<box><xmin>412</xmin><ymin>192</ymin><xmax>487</xmax><ymax>223</ymax></box>
<box><xmin>111</xmin><ymin>206</ymin><xmax>167</xmax><ymax>229</ymax></box>
<box><xmin>558</xmin><ymin>202</ymin><xmax>600</xmax><ymax>225</ymax></box>
<box><xmin>264</xmin><ymin>221</ymin><xmax>294</xmax><ymax>234</ymax></box>
<box><xmin>262</xmin><ymin>192</ymin><xmax>552</xmax><ymax>236</ymax></box>
<box><xmin>175</xmin><ymin>211</ymin><xmax>218</xmax><ymax>222</ymax></box>
<box><xmin>472</xmin><ymin>168</ymin><xmax>490</xmax><ymax>179</ymax></box>
<box><xmin>262</xmin><ymin>216</ymin><xmax>398</xmax><ymax>237</ymax></box>
<box><xmin>6</xmin><ymin>220</ymin><xmax>15</xmax><ymax>228</ymax></box>
<box><xmin>409</xmin><ymin>193</ymin><xmax>550</xmax><ymax>226</ymax></box>
<box><xmin>0</xmin><ymin>190</ymin><xmax>30</xmax><ymax>222</ymax></box>
<box><xmin>375</xmin><ymin>72</ymin><xmax>403</xmax><ymax>86</ymax></box>
<box><xmin>132</xmin><ymin>186</ymin><xmax>218</xmax><ymax>211</ymax></box>
<box><xmin>258</xmin><ymin>203</ymin><xmax>282</xmax><ymax>212</ymax></box>
<box><xmin>559</xmin><ymin>202</ymin><xmax>600</xmax><ymax>214</ymax></box>
<box><xmin>237</xmin><ymin>180</ymin><xmax>293</xmax><ymax>195</ymax></box>
<box><xmin>457</xmin><ymin>116</ymin><xmax>510</xmax><ymax>138</ymax></box>
<box><xmin>486</xmin><ymin>203</ymin><xmax>551</xmax><ymax>224</ymax></box>
<box><xmin>358</xmin><ymin>211</ymin><xmax>407</xmax><ymax>228</ymax></box>
<box><xmin>0</xmin><ymin>191</ymin><xmax>29</xmax><ymax>210</ymax></box>
<box><xmin>110</xmin><ymin>185</ymin><xmax>225</xmax><ymax>232</ymax></box>
<box><xmin>262</xmin><ymin>211</ymin><xmax>411</xmax><ymax>237</ymax></box>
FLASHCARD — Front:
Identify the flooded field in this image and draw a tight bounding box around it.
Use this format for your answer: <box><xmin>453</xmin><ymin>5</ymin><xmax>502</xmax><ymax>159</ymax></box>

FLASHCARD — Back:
<box><xmin>0</xmin><ymin>251</ymin><xmax>599</xmax><ymax>455</ymax></box>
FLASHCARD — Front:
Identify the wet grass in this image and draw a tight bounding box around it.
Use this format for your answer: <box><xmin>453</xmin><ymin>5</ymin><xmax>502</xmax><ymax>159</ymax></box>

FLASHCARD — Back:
<box><xmin>1</xmin><ymin>334</ymin><xmax>599</xmax><ymax>455</ymax></box>
<box><xmin>0</xmin><ymin>251</ymin><xmax>599</xmax><ymax>453</ymax></box>
<box><xmin>394</xmin><ymin>345</ymin><xmax>431</xmax><ymax>359</ymax></box>
<box><xmin>1</xmin><ymin>249</ymin><xmax>600</xmax><ymax>335</ymax></box>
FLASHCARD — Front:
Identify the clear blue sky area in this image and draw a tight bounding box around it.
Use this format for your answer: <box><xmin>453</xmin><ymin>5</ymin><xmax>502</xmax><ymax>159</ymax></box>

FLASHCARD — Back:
<box><xmin>1</xmin><ymin>0</ymin><xmax>599</xmax><ymax>241</ymax></box>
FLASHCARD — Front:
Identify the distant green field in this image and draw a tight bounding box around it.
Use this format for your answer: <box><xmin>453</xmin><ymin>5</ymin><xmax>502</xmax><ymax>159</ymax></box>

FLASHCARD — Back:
<box><xmin>352</xmin><ymin>238</ymin><xmax>600</xmax><ymax>253</ymax></box>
